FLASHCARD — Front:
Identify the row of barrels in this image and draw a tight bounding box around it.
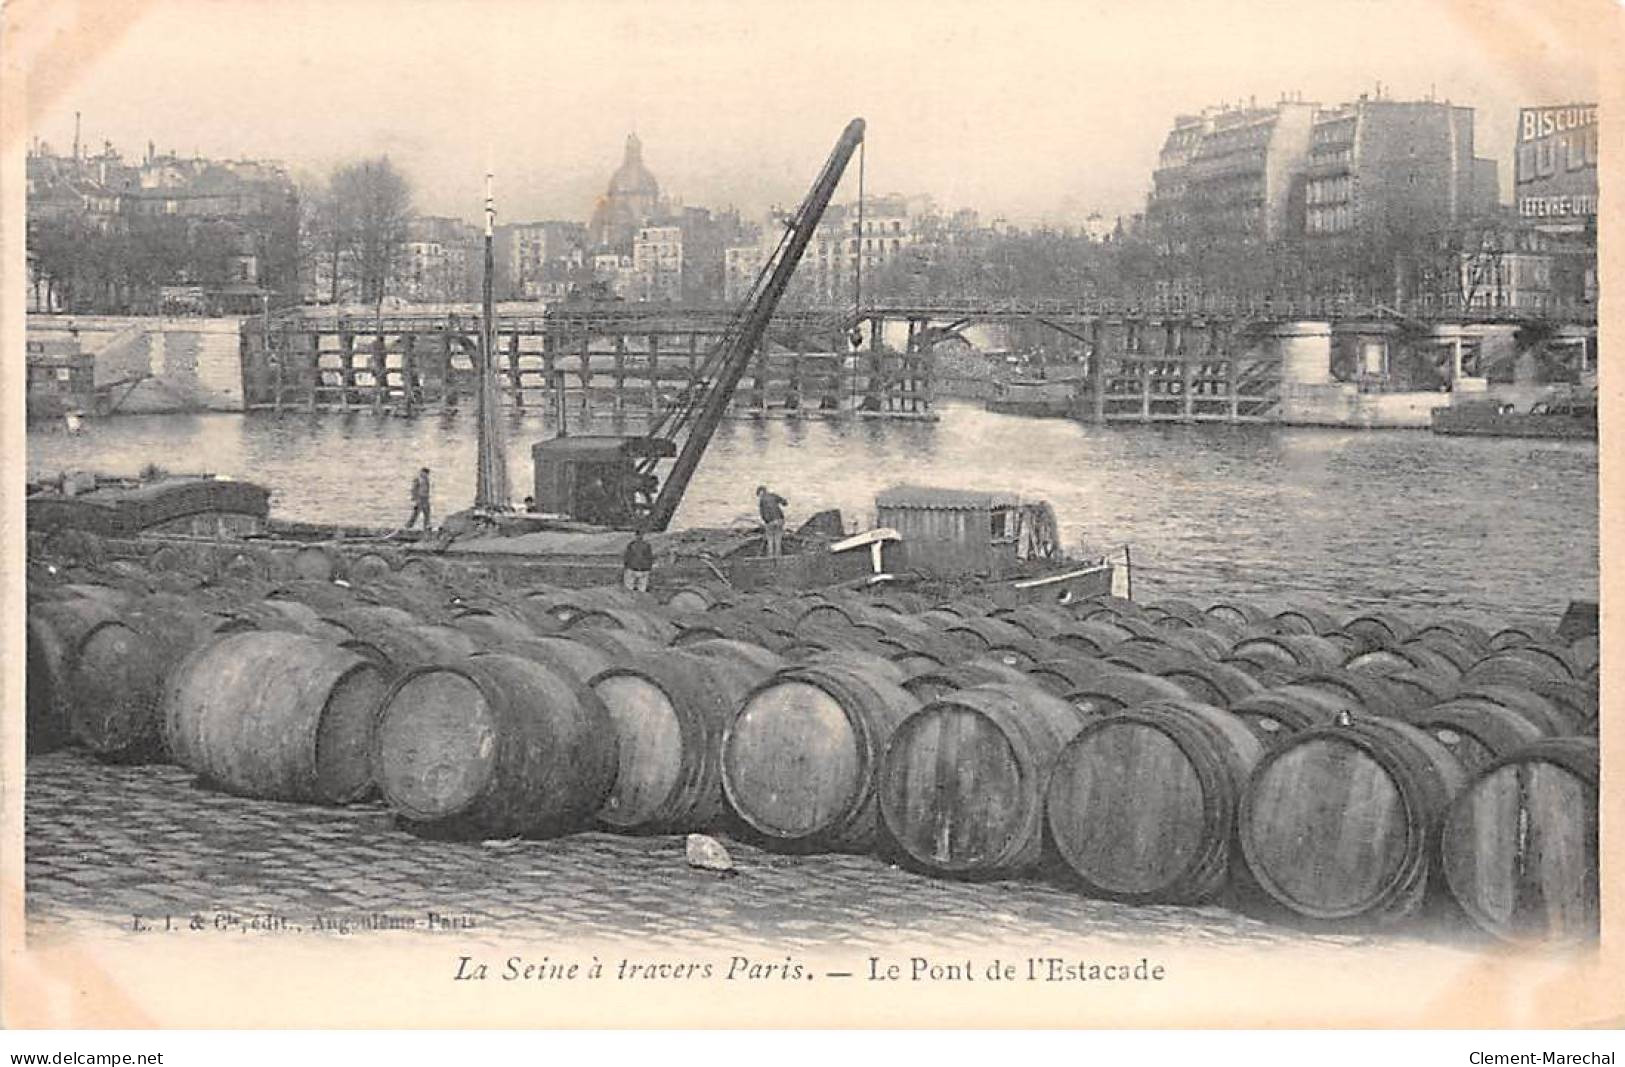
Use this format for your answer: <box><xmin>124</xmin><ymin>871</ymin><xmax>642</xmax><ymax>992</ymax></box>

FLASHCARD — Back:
<box><xmin>25</xmin><ymin>560</ymin><xmax>1599</xmax><ymax>944</ymax></box>
<box><xmin>658</xmin><ymin>584</ymin><xmax>1599</xmax><ymax>944</ymax></box>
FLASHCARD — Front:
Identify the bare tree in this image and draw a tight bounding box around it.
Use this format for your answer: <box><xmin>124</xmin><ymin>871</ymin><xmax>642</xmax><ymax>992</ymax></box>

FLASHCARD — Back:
<box><xmin>330</xmin><ymin>157</ymin><xmax>412</xmax><ymax>306</ymax></box>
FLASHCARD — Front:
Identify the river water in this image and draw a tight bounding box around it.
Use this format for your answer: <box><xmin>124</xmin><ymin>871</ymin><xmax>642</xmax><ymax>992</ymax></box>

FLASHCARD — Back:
<box><xmin>27</xmin><ymin>401</ymin><xmax>1598</xmax><ymax>629</ymax></box>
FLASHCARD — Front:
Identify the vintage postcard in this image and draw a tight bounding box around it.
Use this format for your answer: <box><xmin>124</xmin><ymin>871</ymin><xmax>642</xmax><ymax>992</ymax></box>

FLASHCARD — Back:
<box><xmin>0</xmin><ymin>0</ymin><xmax>1618</xmax><ymax>1030</ymax></box>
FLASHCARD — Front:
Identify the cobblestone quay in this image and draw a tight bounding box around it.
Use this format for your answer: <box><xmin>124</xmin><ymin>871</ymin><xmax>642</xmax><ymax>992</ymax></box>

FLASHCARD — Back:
<box><xmin>25</xmin><ymin>750</ymin><xmax>1426</xmax><ymax>953</ymax></box>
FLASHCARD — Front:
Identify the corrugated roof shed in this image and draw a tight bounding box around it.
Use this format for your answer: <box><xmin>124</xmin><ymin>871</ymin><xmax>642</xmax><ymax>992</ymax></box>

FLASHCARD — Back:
<box><xmin>875</xmin><ymin>485</ymin><xmax>1019</xmax><ymax>510</ymax></box>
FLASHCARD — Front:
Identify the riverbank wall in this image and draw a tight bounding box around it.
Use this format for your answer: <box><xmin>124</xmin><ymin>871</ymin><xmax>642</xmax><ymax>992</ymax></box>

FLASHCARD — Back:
<box><xmin>26</xmin><ymin>315</ymin><xmax>246</xmax><ymax>414</ymax></box>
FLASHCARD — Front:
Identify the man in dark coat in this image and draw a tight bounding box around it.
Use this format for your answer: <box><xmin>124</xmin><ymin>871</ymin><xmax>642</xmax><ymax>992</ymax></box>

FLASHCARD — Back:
<box><xmin>406</xmin><ymin>467</ymin><xmax>432</xmax><ymax>530</ymax></box>
<box><xmin>756</xmin><ymin>485</ymin><xmax>788</xmax><ymax>558</ymax></box>
<box><xmin>622</xmin><ymin>527</ymin><xmax>654</xmax><ymax>593</ymax></box>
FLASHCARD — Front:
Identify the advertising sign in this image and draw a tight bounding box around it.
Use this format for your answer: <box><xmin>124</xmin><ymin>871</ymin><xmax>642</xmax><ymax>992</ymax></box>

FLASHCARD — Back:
<box><xmin>1515</xmin><ymin>104</ymin><xmax>1598</xmax><ymax>224</ymax></box>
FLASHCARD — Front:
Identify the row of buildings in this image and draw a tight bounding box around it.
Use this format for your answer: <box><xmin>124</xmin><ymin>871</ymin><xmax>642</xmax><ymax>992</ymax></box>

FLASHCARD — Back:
<box><xmin>1141</xmin><ymin>92</ymin><xmax>1598</xmax><ymax>312</ymax></box>
<box><xmin>25</xmin><ymin>133</ymin><xmax>297</xmax><ymax>313</ymax></box>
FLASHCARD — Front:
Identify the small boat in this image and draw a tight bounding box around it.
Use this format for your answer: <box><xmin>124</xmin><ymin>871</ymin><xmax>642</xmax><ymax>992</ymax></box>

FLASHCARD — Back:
<box><xmin>1431</xmin><ymin>393</ymin><xmax>1597</xmax><ymax>440</ymax></box>
<box><xmin>985</xmin><ymin>376</ymin><xmax>1078</xmax><ymax>418</ymax></box>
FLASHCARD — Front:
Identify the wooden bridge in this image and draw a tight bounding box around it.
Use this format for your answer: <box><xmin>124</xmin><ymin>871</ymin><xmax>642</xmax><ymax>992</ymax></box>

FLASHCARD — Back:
<box><xmin>239</xmin><ymin>296</ymin><xmax>1595</xmax><ymax>424</ymax></box>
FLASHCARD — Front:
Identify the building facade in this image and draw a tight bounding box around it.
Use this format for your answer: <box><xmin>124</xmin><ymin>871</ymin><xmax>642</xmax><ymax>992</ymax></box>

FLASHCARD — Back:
<box><xmin>1303</xmin><ymin>98</ymin><xmax>1492</xmax><ymax>243</ymax></box>
<box><xmin>632</xmin><ymin>225</ymin><xmax>683</xmax><ymax>302</ymax></box>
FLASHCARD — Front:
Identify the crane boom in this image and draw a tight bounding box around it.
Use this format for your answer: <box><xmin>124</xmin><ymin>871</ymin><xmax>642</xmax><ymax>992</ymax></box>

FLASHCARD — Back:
<box><xmin>643</xmin><ymin>117</ymin><xmax>866</xmax><ymax>531</ymax></box>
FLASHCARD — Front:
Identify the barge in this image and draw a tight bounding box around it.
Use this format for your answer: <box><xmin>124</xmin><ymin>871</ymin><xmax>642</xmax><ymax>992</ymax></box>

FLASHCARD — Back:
<box><xmin>1431</xmin><ymin>393</ymin><xmax>1597</xmax><ymax>440</ymax></box>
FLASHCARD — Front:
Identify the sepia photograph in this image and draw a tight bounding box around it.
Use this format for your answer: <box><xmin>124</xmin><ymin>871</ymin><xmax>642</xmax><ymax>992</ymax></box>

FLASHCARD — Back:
<box><xmin>0</xmin><ymin>0</ymin><xmax>1616</xmax><ymax>1035</ymax></box>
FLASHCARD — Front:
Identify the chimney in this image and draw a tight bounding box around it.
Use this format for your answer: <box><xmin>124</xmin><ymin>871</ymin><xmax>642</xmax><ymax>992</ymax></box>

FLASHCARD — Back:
<box><xmin>72</xmin><ymin>111</ymin><xmax>81</xmax><ymax>163</ymax></box>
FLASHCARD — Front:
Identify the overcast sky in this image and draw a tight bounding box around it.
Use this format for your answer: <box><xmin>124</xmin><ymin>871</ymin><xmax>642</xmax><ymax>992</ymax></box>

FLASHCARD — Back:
<box><xmin>16</xmin><ymin>0</ymin><xmax>1605</xmax><ymax>226</ymax></box>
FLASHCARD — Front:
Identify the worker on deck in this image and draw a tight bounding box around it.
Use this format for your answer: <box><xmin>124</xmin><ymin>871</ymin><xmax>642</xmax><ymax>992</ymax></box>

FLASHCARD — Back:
<box><xmin>622</xmin><ymin>526</ymin><xmax>654</xmax><ymax>593</ymax></box>
<box><xmin>406</xmin><ymin>467</ymin><xmax>432</xmax><ymax>530</ymax></box>
<box><xmin>756</xmin><ymin>485</ymin><xmax>788</xmax><ymax>558</ymax></box>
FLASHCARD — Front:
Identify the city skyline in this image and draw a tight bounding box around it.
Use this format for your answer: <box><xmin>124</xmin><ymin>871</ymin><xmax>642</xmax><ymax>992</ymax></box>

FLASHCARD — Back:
<box><xmin>12</xmin><ymin>0</ymin><xmax>1603</xmax><ymax>227</ymax></box>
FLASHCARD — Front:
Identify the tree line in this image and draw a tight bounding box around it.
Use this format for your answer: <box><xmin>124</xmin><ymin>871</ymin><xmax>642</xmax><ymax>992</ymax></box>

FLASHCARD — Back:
<box><xmin>26</xmin><ymin>156</ymin><xmax>415</xmax><ymax>315</ymax></box>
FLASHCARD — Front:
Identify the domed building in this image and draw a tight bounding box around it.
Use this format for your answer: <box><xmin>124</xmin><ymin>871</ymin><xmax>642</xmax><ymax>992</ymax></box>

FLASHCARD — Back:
<box><xmin>589</xmin><ymin>133</ymin><xmax>662</xmax><ymax>251</ymax></box>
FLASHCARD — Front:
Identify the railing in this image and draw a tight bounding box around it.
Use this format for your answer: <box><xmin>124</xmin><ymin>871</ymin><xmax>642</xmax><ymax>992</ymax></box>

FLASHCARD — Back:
<box><xmin>265</xmin><ymin>293</ymin><xmax>1600</xmax><ymax>334</ymax></box>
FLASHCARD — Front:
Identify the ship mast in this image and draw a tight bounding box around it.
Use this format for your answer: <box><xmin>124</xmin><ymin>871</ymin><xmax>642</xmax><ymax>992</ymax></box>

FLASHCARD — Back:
<box><xmin>474</xmin><ymin>170</ymin><xmax>510</xmax><ymax>511</ymax></box>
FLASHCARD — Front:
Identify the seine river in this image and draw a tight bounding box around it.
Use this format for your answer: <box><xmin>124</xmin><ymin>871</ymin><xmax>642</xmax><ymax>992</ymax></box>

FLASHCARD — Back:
<box><xmin>27</xmin><ymin>401</ymin><xmax>1598</xmax><ymax>629</ymax></box>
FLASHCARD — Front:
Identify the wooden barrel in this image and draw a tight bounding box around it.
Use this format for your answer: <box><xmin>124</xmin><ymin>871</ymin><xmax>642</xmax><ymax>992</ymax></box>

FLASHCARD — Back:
<box><xmin>664</xmin><ymin>582</ymin><xmax>736</xmax><ymax>615</ymax></box>
<box><xmin>797</xmin><ymin>649</ymin><xmax>909</xmax><ymax>685</ymax></box>
<box><xmin>163</xmin><ymin>629</ymin><xmax>387</xmax><ymax>803</ymax></box>
<box><xmin>1346</xmin><ymin>640</ymin><xmax>1463</xmax><ymax>679</ymax></box>
<box><xmin>1317</xmin><ymin>630</ymin><xmax>1374</xmax><ymax>660</ymax></box>
<box><xmin>1500</xmin><ymin>677</ymin><xmax>1596</xmax><ymax>733</ymax></box>
<box><xmin>565</xmin><ymin>606</ymin><xmax>678</xmax><ymax>645</ymax></box>
<box><xmin>965</xmin><ymin>655</ymin><xmax>1041</xmax><ymax>687</ymax></box>
<box><xmin>1154</xmin><ymin>659</ymin><xmax>1262</xmax><ymax>708</ymax></box>
<box><xmin>346</xmin><ymin>552</ymin><xmax>398</xmax><ymax>584</ymax></box>
<box><xmin>1413</xmin><ymin>618</ymin><xmax>1492</xmax><ymax>653</ymax></box>
<box><xmin>266</xmin><ymin>579</ymin><xmax>358</xmax><ymax>614</ymax></box>
<box><xmin>1023</xmin><ymin>656</ymin><xmax>1115</xmax><ymax>697</ymax></box>
<box><xmin>1464</xmin><ymin>647</ymin><xmax>1576</xmax><ymax>686</ymax></box>
<box><xmin>1228</xmin><ymin>684</ymin><xmax>1359</xmax><ymax>746</ymax></box>
<box><xmin>1448</xmin><ymin>684</ymin><xmax>1575</xmax><ymax>736</ymax></box>
<box><xmin>26</xmin><ymin>614</ymin><xmax>68</xmax><ymax>755</ymax></box>
<box><xmin>339</xmin><ymin>623</ymin><xmax>480</xmax><ymax>680</ymax></box>
<box><xmin>1103</xmin><ymin>638</ymin><xmax>1206</xmax><ymax>676</ymax></box>
<box><xmin>69</xmin><ymin>603</ymin><xmax>246</xmax><ymax>761</ymax></box>
<box><xmin>979</xmin><ymin>636</ymin><xmax>1069</xmax><ymax>670</ymax></box>
<box><xmin>989</xmin><ymin>604</ymin><xmax>1073</xmax><ymax>640</ymax></box>
<box><xmin>1205</xmin><ymin>600</ymin><xmax>1269</xmax><ymax>628</ymax></box>
<box><xmin>879</xmin><ymin>682</ymin><xmax>1086</xmax><ymax>875</ymax></box>
<box><xmin>870</xmin><ymin>590</ymin><xmax>931</xmax><ymax>615</ymax></box>
<box><xmin>592</xmin><ymin>651</ymin><xmax>769</xmax><ymax>833</ymax></box>
<box><xmin>567</xmin><ymin>626</ymin><xmax>665</xmax><ymax>660</ymax></box>
<box><xmin>450</xmin><ymin>612</ymin><xmax>546</xmax><ymax>653</ymax></box>
<box><xmin>1411</xmin><ymin>700</ymin><xmax>1549</xmax><ymax>774</ymax></box>
<box><xmin>902</xmin><ymin>661</ymin><xmax>1017</xmax><ymax>703</ymax></box>
<box><xmin>372</xmin><ymin>652</ymin><xmax>617</xmax><ymax>838</ymax></box>
<box><xmin>721</xmin><ymin>660</ymin><xmax>920</xmax><ymax>851</ymax></box>
<box><xmin>25</xmin><ymin>598</ymin><xmax>124</xmax><ymax>754</ymax></box>
<box><xmin>1487</xmin><ymin>622</ymin><xmax>1557</xmax><ymax>651</ymax></box>
<box><xmin>1409</xmin><ymin>626</ymin><xmax>1487</xmax><ymax>670</ymax></box>
<box><xmin>1239</xmin><ymin>716</ymin><xmax>1466</xmax><ymax>923</ymax></box>
<box><xmin>1063</xmin><ymin>671</ymin><xmax>1190</xmax><ymax>716</ymax></box>
<box><xmin>323</xmin><ymin>605</ymin><xmax>421</xmax><ymax>636</ymax></box>
<box><xmin>880</xmin><ymin>628</ymin><xmax>968</xmax><ymax>667</ymax></box>
<box><xmin>216</xmin><ymin>547</ymin><xmax>275</xmax><ymax>583</ymax></box>
<box><xmin>792</xmin><ymin>599</ymin><xmax>871</xmax><ymax>632</ymax></box>
<box><xmin>393</xmin><ymin>557</ymin><xmax>437</xmax><ymax>584</ymax></box>
<box><xmin>1382</xmin><ymin>667</ymin><xmax>1458</xmax><ymax>711</ymax></box>
<box><xmin>1567</xmin><ymin>634</ymin><xmax>1599</xmax><ymax>680</ymax></box>
<box><xmin>1144</xmin><ymin>598</ymin><xmax>1206</xmax><ymax>624</ymax></box>
<box><xmin>673</xmin><ymin>612</ymin><xmax>795</xmax><ymax>651</ymax></box>
<box><xmin>1047</xmin><ymin>699</ymin><xmax>1263</xmax><ymax>903</ymax></box>
<box><xmin>52</xmin><ymin>582</ymin><xmax>139</xmax><ymax>610</ymax></box>
<box><xmin>1287</xmin><ymin>668</ymin><xmax>1408</xmax><ymax>719</ymax></box>
<box><xmin>942</xmin><ymin>616</ymin><xmax>1030</xmax><ymax>655</ymax></box>
<box><xmin>681</xmin><ymin>638</ymin><xmax>787</xmax><ymax>677</ymax></box>
<box><xmin>1161</xmin><ymin>626</ymin><xmax>1232</xmax><ymax>659</ymax></box>
<box><xmin>1440</xmin><ymin>738</ymin><xmax>1598</xmax><ymax>944</ymax></box>
<box><xmin>290</xmin><ymin>545</ymin><xmax>344</xmax><ymax>583</ymax></box>
<box><xmin>1342</xmin><ymin>611</ymin><xmax>1413</xmax><ymax>648</ymax></box>
<box><xmin>1272</xmin><ymin>604</ymin><xmax>1340</xmax><ymax>636</ymax></box>
<box><xmin>491</xmin><ymin>636</ymin><xmax>615</xmax><ymax>687</ymax></box>
<box><xmin>232</xmin><ymin>598</ymin><xmax>350</xmax><ymax>642</ymax></box>
<box><xmin>943</xmin><ymin>594</ymin><xmax>999</xmax><ymax>617</ymax></box>
<box><xmin>1228</xmin><ymin>633</ymin><xmax>1345</xmax><ymax>674</ymax></box>
<box><xmin>1048</xmin><ymin>619</ymin><xmax>1139</xmax><ymax>656</ymax></box>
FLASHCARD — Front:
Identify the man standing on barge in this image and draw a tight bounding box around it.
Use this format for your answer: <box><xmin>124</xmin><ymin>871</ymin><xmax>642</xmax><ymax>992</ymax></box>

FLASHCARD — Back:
<box><xmin>757</xmin><ymin>485</ymin><xmax>788</xmax><ymax>558</ymax></box>
<box><xmin>406</xmin><ymin>467</ymin><xmax>432</xmax><ymax>530</ymax></box>
<box><xmin>622</xmin><ymin>526</ymin><xmax>654</xmax><ymax>593</ymax></box>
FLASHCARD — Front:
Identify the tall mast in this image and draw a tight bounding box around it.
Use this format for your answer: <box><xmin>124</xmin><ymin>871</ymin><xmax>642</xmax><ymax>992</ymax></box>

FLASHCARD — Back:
<box><xmin>474</xmin><ymin>170</ymin><xmax>510</xmax><ymax>511</ymax></box>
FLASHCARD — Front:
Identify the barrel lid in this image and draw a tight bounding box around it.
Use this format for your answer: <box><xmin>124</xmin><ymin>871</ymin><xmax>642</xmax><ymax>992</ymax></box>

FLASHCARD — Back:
<box><xmin>375</xmin><ymin>668</ymin><xmax>498</xmax><ymax>821</ymax></box>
